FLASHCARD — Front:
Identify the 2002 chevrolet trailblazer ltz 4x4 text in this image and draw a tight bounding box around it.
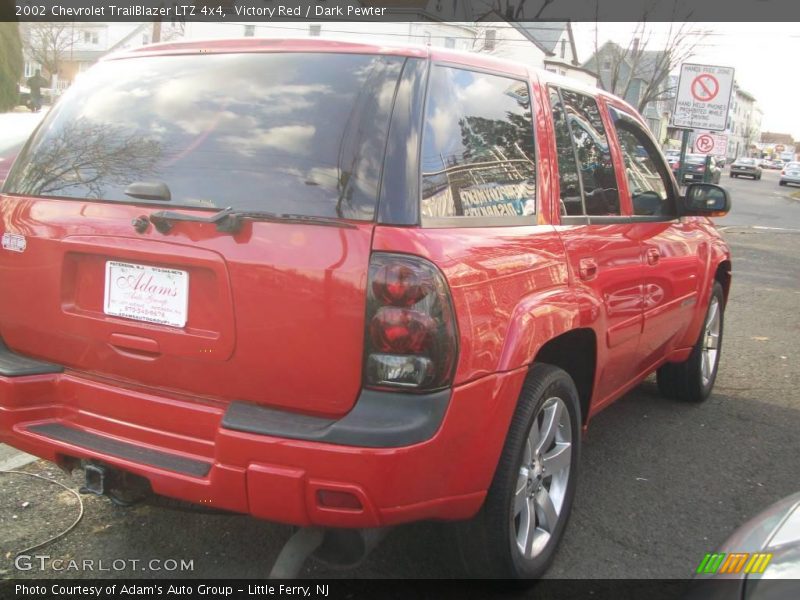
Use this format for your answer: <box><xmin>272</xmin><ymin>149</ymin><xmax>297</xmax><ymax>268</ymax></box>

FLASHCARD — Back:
<box><xmin>0</xmin><ymin>39</ymin><xmax>731</xmax><ymax>579</ymax></box>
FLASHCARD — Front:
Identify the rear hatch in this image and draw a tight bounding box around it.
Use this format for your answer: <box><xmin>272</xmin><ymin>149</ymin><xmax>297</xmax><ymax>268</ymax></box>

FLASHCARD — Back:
<box><xmin>0</xmin><ymin>49</ymin><xmax>406</xmax><ymax>417</ymax></box>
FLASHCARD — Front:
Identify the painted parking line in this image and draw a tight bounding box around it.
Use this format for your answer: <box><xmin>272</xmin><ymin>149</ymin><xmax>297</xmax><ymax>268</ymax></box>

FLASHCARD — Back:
<box><xmin>752</xmin><ymin>225</ymin><xmax>800</xmax><ymax>233</ymax></box>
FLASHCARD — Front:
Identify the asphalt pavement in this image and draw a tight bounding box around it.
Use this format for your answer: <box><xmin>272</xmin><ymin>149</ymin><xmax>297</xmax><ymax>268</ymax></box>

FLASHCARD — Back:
<box><xmin>1</xmin><ymin>166</ymin><xmax>799</xmax><ymax>580</ymax></box>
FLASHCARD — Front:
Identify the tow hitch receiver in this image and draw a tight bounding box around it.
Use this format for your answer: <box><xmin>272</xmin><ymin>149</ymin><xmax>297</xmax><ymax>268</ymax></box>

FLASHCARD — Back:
<box><xmin>81</xmin><ymin>463</ymin><xmax>108</xmax><ymax>496</ymax></box>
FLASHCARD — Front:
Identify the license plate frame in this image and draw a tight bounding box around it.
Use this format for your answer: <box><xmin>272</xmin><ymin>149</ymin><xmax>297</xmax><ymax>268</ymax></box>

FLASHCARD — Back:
<box><xmin>103</xmin><ymin>261</ymin><xmax>189</xmax><ymax>328</ymax></box>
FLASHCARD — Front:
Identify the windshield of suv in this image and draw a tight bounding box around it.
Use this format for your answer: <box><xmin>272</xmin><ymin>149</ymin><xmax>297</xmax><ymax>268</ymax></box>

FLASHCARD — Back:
<box><xmin>3</xmin><ymin>52</ymin><xmax>405</xmax><ymax>220</ymax></box>
<box><xmin>686</xmin><ymin>155</ymin><xmax>707</xmax><ymax>164</ymax></box>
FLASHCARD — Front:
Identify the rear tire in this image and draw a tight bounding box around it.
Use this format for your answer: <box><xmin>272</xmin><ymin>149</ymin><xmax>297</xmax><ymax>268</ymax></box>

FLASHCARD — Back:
<box><xmin>779</xmin><ymin>181</ymin><xmax>786</xmax><ymax>186</ymax></box>
<box><xmin>454</xmin><ymin>364</ymin><xmax>581</xmax><ymax>580</ymax></box>
<box><xmin>657</xmin><ymin>282</ymin><xmax>725</xmax><ymax>403</ymax></box>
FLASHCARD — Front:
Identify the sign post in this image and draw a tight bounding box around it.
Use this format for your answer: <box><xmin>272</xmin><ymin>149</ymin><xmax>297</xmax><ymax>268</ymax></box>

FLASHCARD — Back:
<box><xmin>671</xmin><ymin>63</ymin><xmax>735</xmax><ymax>186</ymax></box>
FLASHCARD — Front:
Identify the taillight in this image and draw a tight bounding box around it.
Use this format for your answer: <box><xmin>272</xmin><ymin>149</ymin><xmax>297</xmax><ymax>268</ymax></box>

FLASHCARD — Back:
<box><xmin>364</xmin><ymin>253</ymin><xmax>458</xmax><ymax>391</ymax></box>
<box><xmin>782</xmin><ymin>170</ymin><xmax>786</xmax><ymax>175</ymax></box>
<box><xmin>697</xmin><ymin>166</ymin><xmax>705</xmax><ymax>172</ymax></box>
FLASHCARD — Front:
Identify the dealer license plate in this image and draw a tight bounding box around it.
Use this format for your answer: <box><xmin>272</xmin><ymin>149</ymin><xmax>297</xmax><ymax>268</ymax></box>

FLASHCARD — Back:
<box><xmin>104</xmin><ymin>261</ymin><xmax>189</xmax><ymax>328</ymax></box>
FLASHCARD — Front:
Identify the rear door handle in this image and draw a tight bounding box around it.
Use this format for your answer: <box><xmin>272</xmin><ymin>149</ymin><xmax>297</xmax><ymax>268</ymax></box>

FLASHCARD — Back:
<box><xmin>646</xmin><ymin>248</ymin><xmax>661</xmax><ymax>265</ymax></box>
<box><xmin>578</xmin><ymin>258</ymin><xmax>598</xmax><ymax>281</ymax></box>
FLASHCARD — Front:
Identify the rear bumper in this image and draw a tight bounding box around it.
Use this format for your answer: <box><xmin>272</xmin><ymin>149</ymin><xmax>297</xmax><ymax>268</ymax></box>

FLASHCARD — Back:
<box><xmin>0</xmin><ymin>362</ymin><xmax>525</xmax><ymax>528</ymax></box>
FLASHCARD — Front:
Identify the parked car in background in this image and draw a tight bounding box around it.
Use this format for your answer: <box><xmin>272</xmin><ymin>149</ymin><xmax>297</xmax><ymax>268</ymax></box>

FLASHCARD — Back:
<box><xmin>0</xmin><ymin>39</ymin><xmax>733</xmax><ymax>580</ymax></box>
<box><xmin>730</xmin><ymin>157</ymin><xmax>763</xmax><ymax>180</ymax></box>
<box><xmin>672</xmin><ymin>153</ymin><xmax>721</xmax><ymax>184</ymax></box>
<box><xmin>761</xmin><ymin>160</ymin><xmax>777</xmax><ymax>170</ymax></box>
<box><xmin>780</xmin><ymin>162</ymin><xmax>800</xmax><ymax>187</ymax></box>
<box><xmin>687</xmin><ymin>491</ymin><xmax>800</xmax><ymax>599</ymax></box>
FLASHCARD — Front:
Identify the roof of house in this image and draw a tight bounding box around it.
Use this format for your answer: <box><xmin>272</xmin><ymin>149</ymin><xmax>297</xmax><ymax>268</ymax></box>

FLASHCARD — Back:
<box><xmin>506</xmin><ymin>20</ymin><xmax>579</xmax><ymax>65</ymax></box>
<box><xmin>582</xmin><ymin>41</ymin><xmax>667</xmax><ymax>81</ymax></box>
<box><xmin>760</xmin><ymin>132</ymin><xmax>794</xmax><ymax>145</ymax></box>
<box><xmin>517</xmin><ymin>22</ymin><xmax>567</xmax><ymax>54</ymax></box>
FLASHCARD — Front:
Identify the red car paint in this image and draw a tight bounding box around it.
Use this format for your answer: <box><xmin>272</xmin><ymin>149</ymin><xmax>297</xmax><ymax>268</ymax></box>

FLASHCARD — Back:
<box><xmin>0</xmin><ymin>39</ymin><xmax>731</xmax><ymax>528</ymax></box>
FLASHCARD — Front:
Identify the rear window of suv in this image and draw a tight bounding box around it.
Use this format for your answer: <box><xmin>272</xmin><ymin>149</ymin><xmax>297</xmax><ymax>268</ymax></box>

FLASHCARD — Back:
<box><xmin>3</xmin><ymin>52</ymin><xmax>405</xmax><ymax>220</ymax></box>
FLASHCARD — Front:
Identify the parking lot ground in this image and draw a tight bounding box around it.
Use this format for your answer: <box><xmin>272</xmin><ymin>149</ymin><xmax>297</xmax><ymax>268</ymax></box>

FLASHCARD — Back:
<box><xmin>1</xmin><ymin>225</ymin><xmax>798</xmax><ymax>580</ymax></box>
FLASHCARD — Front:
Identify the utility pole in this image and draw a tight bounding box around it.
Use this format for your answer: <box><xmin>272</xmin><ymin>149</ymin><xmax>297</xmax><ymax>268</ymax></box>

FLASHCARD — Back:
<box><xmin>152</xmin><ymin>20</ymin><xmax>161</xmax><ymax>44</ymax></box>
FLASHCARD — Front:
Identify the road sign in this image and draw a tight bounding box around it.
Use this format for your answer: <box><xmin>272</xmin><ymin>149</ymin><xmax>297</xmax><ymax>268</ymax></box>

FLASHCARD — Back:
<box><xmin>695</xmin><ymin>134</ymin><xmax>715</xmax><ymax>153</ymax></box>
<box><xmin>691</xmin><ymin>74</ymin><xmax>719</xmax><ymax>102</ymax></box>
<box><xmin>694</xmin><ymin>131</ymin><xmax>728</xmax><ymax>155</ymax></box>
<box><xmin>672</xmin><ymin>63</ymin><xmax>735</xmax><ymax>131</ymax></box>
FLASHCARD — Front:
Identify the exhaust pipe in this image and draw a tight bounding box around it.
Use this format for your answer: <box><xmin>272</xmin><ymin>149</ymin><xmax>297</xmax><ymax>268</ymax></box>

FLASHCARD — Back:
<box><xmin>312</xmin><ymin>528</ymin><xmax>389</xmax><ymax>569</ymax></box>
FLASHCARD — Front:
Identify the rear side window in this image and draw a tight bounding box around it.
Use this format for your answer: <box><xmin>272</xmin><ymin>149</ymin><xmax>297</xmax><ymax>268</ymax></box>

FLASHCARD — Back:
<box><xmin>549</xmin><ymin>87</ymin><xmax>620</xmax><ymax>216</ymax></box>
<box><xmin>4</xmin><ymin>53</ymin><xmax>404</xmax><ymax>220</ymax></box>
<box><xmin>420</xmin><ymin>65</ymin><xmax>536</xmax><ymax>220</ymax></box>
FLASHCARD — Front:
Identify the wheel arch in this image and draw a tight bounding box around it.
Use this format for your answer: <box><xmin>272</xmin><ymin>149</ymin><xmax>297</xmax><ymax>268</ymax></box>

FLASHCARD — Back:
<box><xmin>530</xmin><ymin>328</ymin><xmax>597</xmax><ymax>426</ymax></box>
<box><xmin>496</xmin><ymin>287</ymin><xmax>600</xmax><ymax>427</ymax></box>
<box><xmin>714</xmin><ymin>259</ymin><xmax>732</xmax><ymax>307</ymax></box>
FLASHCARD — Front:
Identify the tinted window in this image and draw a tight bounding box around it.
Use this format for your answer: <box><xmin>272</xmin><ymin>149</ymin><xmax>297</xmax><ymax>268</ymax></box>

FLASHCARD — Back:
<box><xmin>4</xmin><ymin>53</ymin><xmax>404</xmax><ymax>220</ymax></box>
<box><xmin>610</xmin><ymin>108</ymin><xmax>676</xmax><ymax>217</ymax></box>
<box><xmin>549</xmin><ymin>87</ymin><xmax>583</xmax><ymax>216</ymax></box>
<box><xmin>420</xmin><ymin>66</ymin><xmax>536</xmax><ymax>219</ymax></box>
<box><xmin>559</xmin><ymin>89</ymin><xmax>620</xmax><ymax>216</ymax></box>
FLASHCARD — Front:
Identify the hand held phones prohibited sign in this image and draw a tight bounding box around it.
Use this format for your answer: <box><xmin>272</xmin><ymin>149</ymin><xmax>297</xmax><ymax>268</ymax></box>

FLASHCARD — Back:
<box><xmin>671</xmin><ymin>63</ymin><xmax>735</xmax><ymax>132</ymax></box>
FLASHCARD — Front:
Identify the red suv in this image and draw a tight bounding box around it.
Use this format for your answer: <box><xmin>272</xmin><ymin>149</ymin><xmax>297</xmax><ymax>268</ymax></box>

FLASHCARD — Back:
<box><xmin>0</xmin><ymin>39</ymin><xmax>731</xmax><ymax>579</ymax></box>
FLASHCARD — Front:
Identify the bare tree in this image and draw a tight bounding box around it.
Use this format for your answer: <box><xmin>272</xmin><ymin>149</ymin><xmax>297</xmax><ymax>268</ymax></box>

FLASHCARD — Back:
<box><xmin>22</xmin><ymin>23</ymin><xmax>77</xmax><ymax>79</ymax></box>
<box><xmin>591</xmin><ymin>1</ymin><xmax>709</xmax><ymax>115</ymax></box>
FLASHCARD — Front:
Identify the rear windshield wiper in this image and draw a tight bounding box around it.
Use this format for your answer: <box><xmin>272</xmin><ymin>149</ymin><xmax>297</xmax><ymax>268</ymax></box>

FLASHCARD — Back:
<box><xmin>146</xmin><ymin>206</ymin><xmax>356</xmax><ymax>234</ymax></box>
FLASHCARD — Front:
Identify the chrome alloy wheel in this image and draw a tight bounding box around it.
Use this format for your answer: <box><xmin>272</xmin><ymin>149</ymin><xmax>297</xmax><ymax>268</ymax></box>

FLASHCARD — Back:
<box><xmin>513</xmin><ymin>396</ymin><xmax>572</xmax><ymax>559</ymax></box>
<box><xmin>701</xmin><ymin>295</ymin><xmax>721</xmax><ymax>387</ymax></box>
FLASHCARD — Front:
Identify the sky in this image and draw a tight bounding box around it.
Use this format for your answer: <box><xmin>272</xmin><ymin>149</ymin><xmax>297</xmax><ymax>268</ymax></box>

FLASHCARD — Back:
<box><xmin>570</xmin><ymin>22</ymin><xmax>800</xmax><ymax>139</ymax></box>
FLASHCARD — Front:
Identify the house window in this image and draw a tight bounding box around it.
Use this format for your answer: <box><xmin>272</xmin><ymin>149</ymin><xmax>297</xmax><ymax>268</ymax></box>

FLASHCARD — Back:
<box><xmin>24</xmin><ymin>62</ymin><xmax>39</xmax><ymax>78</ymax></box>
<box><xmin>601</xmin><ymin>60</ymin><xmax>611</xmax><ymax>70</ymax></box>
<box><xmin>83</xmin><ymin>31</ymin><xmax>99</xmax><ymax>44</ymax></box>
<box><xmin>244</xmin><ymin>25</ymin><xmax>255</xmax><ymax>37</ymax></box>
<box><xmin>444</xmin><ymin>37</ymin><xmax>455</xmax><ymax>49</ymax></box>
<box><xmin>309</xmin><ymin>25</ymin><xmax>321</xmax><ymax>37</ymax></box>
<box><xmin>484</xmin><ymin>29</ymin><xmax>496</xmax><ymax>51</ymax></box>
<box><xmin>142</xmin><ymin>34</ymin><xmax>149</xmax><ymax>45</ymax></box>
<box><xmin>560</xmin><ymin>39</ymin><xmax>566</xmax><ymax>59</ymax></box>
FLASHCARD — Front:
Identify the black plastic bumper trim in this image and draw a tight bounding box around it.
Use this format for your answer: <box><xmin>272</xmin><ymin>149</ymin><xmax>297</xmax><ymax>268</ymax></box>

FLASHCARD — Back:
<box><xmin>222</xmin><ymin>388</ymin><xmax>451</xmax><ymax>448</ymax></box>
<box><xmin>0</xmin><ymin>340</ymin><xmax>64</xmax><ymax>377</ymax></box>
<box><xmin>27</xmin><ymin>423</ymin><xmax>211</xmax><ymax>478</ymax></box>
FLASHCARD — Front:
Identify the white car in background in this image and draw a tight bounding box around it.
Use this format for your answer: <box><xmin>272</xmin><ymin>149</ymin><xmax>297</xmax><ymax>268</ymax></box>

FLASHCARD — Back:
<box><xmin>779</xmin><ymin>162</ymin><xmax>800</xmax><ymax>187</ymax></box>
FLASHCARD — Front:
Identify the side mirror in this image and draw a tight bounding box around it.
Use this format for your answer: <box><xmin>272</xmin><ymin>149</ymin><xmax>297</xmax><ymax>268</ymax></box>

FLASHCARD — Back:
<box><xmin>682</xmin><ymin>183</ymin><xmax>731</xmax><ymax>216</ymax></box>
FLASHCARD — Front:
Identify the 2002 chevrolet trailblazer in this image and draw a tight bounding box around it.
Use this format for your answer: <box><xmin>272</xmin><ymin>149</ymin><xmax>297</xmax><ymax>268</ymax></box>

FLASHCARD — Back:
<box><xmin>0</xmin><ymin>39</ymin><xmax>731</xmax><ymax>579</ymax></box>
